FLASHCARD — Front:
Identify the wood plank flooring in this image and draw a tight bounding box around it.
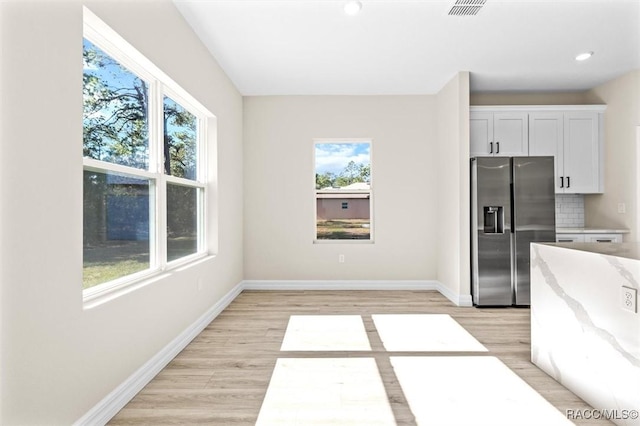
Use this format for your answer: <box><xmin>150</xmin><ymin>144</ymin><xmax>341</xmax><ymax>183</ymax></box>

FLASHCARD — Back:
<box><xmin>109</xmin><ymin>290</ymin><xmax>612</xmax><ymax>425</ymax></box>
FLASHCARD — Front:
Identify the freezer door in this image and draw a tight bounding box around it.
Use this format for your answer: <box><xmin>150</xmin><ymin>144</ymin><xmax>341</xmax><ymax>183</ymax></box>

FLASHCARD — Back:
<box><xmin>512</xmin><ymin>157</ymin><xmax>556</xmax><ymax>306</ymax></box>
<box><xmin>471</xmin><ymin>157</ymin><xmax>513</xmax><ymax>306</ymax></box>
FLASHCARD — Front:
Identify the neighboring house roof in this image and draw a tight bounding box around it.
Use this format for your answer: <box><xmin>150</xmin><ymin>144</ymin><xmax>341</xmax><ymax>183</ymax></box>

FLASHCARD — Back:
<box><xmin>316</xmin><ymin>181</ymin><xmax>371</xmax><ymax>199</ymax></box>
<box><xmin>317</xmin><ymin>193</ymin><xmax>370</xmax><ymax>199</ymax></box>
<box><xmin>319</xmin><ymin>182</ymin><xmax>370</xmax><ymax>191</ymax></box>
<box><xmin>340</xmin><ymin>182</ymin><xmax>370</xmax><ymax>190</ymax></box>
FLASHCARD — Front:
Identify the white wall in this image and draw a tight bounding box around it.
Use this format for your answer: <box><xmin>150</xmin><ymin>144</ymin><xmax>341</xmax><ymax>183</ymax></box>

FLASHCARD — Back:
<box><xmin>436</xmin><ymin>72</ymin><xmax>471</xmax><ymax>303</ymax></box>
<box><xmin>243</xmin><ymin>95</ymin><xmax>438</xmax><ymax>280</ymax></box>
<box><xmin>0</xmin><ymin>1</ymin><xmax>243</xmax><ymax>424</ymax></box>
<box><xmin>584</xmin><ymin>70</ymin><xmax>640</xmax><ymax>242</ymax></box>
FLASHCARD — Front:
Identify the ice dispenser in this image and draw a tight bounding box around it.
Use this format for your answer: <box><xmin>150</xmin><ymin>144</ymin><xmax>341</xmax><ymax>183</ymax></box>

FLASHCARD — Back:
<box><xmin>483</xmin><ymin>206</ymin><xmax>504</xmax><ymax>234</ymax></box>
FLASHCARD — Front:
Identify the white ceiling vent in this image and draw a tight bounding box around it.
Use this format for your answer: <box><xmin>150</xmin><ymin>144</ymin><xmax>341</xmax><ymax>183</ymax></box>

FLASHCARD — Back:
<box><xmin>448</xmin><ymin>0</ymin><xmax>486</xmax><ymax>16</ymax></box>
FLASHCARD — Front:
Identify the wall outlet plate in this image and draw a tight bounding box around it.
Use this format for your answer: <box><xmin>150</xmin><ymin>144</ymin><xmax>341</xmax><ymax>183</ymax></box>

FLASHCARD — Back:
<box><xmin>621</xmin><ymin>286</ymin><xmax>637</xmax><ymax>313</ymax></box>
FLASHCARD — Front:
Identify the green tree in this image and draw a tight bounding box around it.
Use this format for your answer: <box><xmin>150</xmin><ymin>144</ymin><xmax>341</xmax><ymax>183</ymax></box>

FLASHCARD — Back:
<box><xmin>83</xmin><ymin>41</ymin><xmax>149</xmax><ymax>168</ymax></box>
<box><xmin>163</xmin><ymin>98</ymin><xmax>197</xmax><ymax>179</ymax></box>
<box><xmin>315</xmin><ymin>161</ymin><xmax>370</xmax><ymax>189</ymax></box>
<box><xmin>316</xmin><ymin>172</ymin><xmax>336</xmax><ymax>189</ymax></box>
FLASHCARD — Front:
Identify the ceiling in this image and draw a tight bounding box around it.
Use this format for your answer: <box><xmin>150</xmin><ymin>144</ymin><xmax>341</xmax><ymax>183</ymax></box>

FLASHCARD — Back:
<box><xmin>174</xmin><ymin>0</ymin><xmax>640</xmax><ymax>96</ymax></box>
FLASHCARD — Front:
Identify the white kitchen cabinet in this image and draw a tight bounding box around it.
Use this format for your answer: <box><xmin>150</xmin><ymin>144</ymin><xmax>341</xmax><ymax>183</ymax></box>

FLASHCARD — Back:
<box><xmin>470</xmin><ymin>111</ymin><xmax>528</xmax><ymax>157</ymax></box>
<box><xmin>528</xmin><ymin>108</ymin><xmax>604</xmax><ymax>194</ymax></box>
<box><xmin>556</xmin><ymin>234</ymin><xmax>584</xmax><ymax>243</ymax></box>
<box><xmin>563</xmin><ymin>111</ymin><xmax>601</xmax><ymax>193</ymax></box>
<box><xmin>556</xmin><ymin>233</ymin><xmax>623</xmax><ymax>243</ymax></box>
<box><xmin>583</xmin><ymin>233</ymin><xmax>623</xmax><ymax>243</ymax></box>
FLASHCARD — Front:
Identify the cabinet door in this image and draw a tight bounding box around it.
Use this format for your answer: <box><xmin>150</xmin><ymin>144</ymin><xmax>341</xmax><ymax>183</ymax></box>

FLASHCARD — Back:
<box><xmin>556</xmin><ymin>234</ymin><xmax>585</xmax><ymax>243</ymax></box>
<box><xmin>493</xmin><ymin>112</ymin><xmax>528</xmax><ymax>156</ymax></box>
<box><xmin>470</xmin><ymin>112</ymin><xmax>493</xmax><ymax>156</ymax></box>
<box><xmin>584</xmin><ymin>234</ymin><xmax>623</xmax><ymax>243</ymax></box>
<box><xmin>563</xmin><ymin>112</ymin><xmax>601</xmax><ymax>193</ymax></box>
<box><xmin>529</xmin><ymin>112</ymin><xmax>564</xmax><ymax>192</ymax></box>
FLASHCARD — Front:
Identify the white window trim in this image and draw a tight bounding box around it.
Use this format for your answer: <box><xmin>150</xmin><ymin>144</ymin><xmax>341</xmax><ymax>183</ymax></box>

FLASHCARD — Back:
<box><xmin>82</xmin><ymin>7</ymin><xmax>215</xmax><ymax>305</ymax></box>
<box><xmin>313</xmin><ymin>139</ymin><xmax>374</xmax><ymax>244</ymax></box>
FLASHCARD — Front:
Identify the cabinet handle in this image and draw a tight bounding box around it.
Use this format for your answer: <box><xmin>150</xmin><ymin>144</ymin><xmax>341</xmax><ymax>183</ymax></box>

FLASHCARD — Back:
<box><xmin>496</xmin><ymin>141</ymin><xmax>500</xmax><ymax>154</ymax></box>
<box><xmin>567</xmin><ymin>176</ymin><xmax>570</xmax><ymax>188</ymax></box>
<box><xmin>489</xmin><ymin>142</ymin><xmax>493</xmax><ymax>154</ymax></box>
<box><xmin>560</xmin><ymin>177</ymin><xmax>564</xmax><ymax>188</ymax></box>
<box><xmin>558</xmin><ymin>239</ymin><xmax>573</xmax><ymax>242</ymax></box>
<box><xmin>596</xmin><ymin>239</ymin><xmax>613</xmax><ymax>243</ymax></box>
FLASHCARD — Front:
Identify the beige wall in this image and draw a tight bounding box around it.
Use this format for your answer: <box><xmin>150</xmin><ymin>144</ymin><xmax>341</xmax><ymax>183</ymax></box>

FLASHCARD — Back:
<box><xmin>243</xmin><ymin>95</ymin><xmax>437</xmax><ymax>280</ymax></box>
<box><xmin>584</xmin><ymin>70</ymin><xmax>640</xmax><ymax>241</ymax></box>
<box><xmin>471</xmin><ymin>91</ymin><xmax>591</xmax><ymax>106</ymax></box>
<box><xmin>436</xmin><ymin>72</ymin><xmax>471</xmax><ymax>303</ymax></box>
<box><xmin>0</xmin><ymin>1</ymin><xmax>243</xmax><ymax>423</ymax></box>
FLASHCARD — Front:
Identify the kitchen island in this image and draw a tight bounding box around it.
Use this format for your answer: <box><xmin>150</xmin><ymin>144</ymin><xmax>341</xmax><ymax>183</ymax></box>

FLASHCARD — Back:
<box><xmin>530</xmin><ymin>243</ymin><xmax>640</xmax><ymax>426</ymax></box>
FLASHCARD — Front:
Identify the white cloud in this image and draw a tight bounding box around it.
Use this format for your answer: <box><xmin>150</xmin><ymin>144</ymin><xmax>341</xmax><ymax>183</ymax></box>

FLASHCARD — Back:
<box><xmin>315</xmin><ymin>142</ymin><xmax>370</xmax><ymax>175</ymax></box>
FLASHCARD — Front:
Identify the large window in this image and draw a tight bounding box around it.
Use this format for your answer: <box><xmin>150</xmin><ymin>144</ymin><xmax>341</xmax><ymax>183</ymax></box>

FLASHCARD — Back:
<box><xmin>83</xmin><ymin>10</ymin><xmax>211</xmax><ymax>296</ymax></box>
<box><xmin>314</xmin><ymin>141</ymin><xmax>372</xmax><ymax>241</ymax></box>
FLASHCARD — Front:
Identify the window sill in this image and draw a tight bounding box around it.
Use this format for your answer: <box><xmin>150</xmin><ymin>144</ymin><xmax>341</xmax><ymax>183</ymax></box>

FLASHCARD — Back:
<box><xmin>82</xmin><ymin>253</ymin><xmax>215</xmax><ymax>310</ymax></box>
<box><xmin>313</xmin><ymin>239</ymin><xmax>375</xmax><ymax>244</ymax></box>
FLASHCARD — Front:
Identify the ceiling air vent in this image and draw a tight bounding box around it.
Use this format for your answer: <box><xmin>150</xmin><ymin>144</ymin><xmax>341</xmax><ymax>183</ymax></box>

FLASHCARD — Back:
<box><xmin>448</xmin><ymin>0</ymin><xmax>486</xmax><ymax>16</ymax></box>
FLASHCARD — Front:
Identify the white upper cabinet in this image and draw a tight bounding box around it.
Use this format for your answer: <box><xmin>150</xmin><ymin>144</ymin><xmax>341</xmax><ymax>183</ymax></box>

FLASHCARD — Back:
<box><xmin>563</xmin><ymin>111</ymin><xmax>601</xmax><ymax>194</ymax></box>
<box><xmin>529</xmin><ymin>108</ymin><xmax>603</xmax><ymax>194</ymax></box>
<box><xmin>471</xmin><ymin>105</ymin><xmax>605</xmax><ymax>194</ymax></box>
<box><xmin>470</xmin><ymin>112</ymin><xmax>528</xmax><ymax>157</ymax></box>
<box><xmin>529</xmin><ymin>112</ymin><xmax>564</xmax><ymax>192</ymax></box>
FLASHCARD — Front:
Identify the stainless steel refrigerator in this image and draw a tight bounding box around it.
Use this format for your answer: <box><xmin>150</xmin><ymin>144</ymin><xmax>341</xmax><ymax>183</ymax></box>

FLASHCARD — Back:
<box><xmin>470</xmin><ymin>156</ymin><xmax>556</xmax><ymax>306</ymax></box>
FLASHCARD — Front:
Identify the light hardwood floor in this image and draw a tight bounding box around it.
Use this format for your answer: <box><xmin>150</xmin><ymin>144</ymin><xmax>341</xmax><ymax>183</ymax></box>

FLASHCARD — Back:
<box><xmin>109</xmin><ymin>290</ymin><xmax>612</xmax><ymax>425</ymax></box>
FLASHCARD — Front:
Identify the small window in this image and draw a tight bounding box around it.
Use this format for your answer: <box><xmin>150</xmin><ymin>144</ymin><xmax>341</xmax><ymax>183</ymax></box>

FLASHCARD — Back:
<box><xmin>315</xmin><ymin>141</ymin><xmax>372</xmax><ymax>241</ymax></box>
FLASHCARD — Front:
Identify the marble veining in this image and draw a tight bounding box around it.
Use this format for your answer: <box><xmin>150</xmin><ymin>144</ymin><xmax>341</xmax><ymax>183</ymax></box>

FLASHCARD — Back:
<box><xmin>531</xmin><ymin>243</ymin><xmax>640</xmax><ymax>426</ymax></box>
<box><xmin>605</xmin><ymin>256</ymin><xmax>640</xmax><ymax>291</ymax></box>
<box><xmin>532</xmin><ymin>245</ymin><xmax>639</xmax><ymax>368</ymax></box>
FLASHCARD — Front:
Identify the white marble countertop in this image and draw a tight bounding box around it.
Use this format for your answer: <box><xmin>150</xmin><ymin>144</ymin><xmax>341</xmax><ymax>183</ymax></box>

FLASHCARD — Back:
<box><xmin>531</xmin><ymin>243</ymin><xmax>640</xmax><ymax>425</ymax></box>
<box><xmin>544</xmin><ymin>242</ymin><xmax>640</xmax><ymax>261</ymax></box>
<box><xmin>556</xmin><ymin>227</ymin><xmax>630</xmax><ymax>234</ymax></box>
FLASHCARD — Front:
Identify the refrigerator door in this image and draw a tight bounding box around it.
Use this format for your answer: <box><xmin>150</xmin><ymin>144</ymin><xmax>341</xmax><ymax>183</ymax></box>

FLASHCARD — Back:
<box><xmin>471</xmin><ymin>157</ymin><xmax>513</xmax><ymax>306</ymax></box>
<box><xmin>512</xmin><ymin>157</ymin><xmax>556</xmax><ymax>306</ymax></box>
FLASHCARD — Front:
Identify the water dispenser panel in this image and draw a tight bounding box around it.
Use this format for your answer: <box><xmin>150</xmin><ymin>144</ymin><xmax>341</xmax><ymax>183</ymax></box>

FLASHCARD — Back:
<box><xmin>483</xmin><ymin>206</ymin><xmax>504</xmax><ymax>234</ymax></box>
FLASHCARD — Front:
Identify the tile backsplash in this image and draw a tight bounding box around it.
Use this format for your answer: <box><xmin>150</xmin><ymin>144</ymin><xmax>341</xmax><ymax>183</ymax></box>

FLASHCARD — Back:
<box><xmin>555</xmin><ymin>194</ymin><xmax>585</xmax><ymax>228</ymax></box>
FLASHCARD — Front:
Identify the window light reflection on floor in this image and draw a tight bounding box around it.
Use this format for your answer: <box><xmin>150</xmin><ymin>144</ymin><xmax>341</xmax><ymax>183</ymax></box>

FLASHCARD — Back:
<box><xmin>390</xmin><ymin>356</ymin><xmax>573</xmax><ymax>426</ymax></box>
<box><xmin>372</xmin><ymin>314</ymin><xmax>488</xmax><ymax>352</ymax></box>
<box><xmin>280</xmin><ymin>315</ymin><xmax>371</xmax><ymax>351</ymax></box>
<box><xmin>256</xmin><ymin>358</ymin><xmax>396</xmax><ymax>426</ymax></box>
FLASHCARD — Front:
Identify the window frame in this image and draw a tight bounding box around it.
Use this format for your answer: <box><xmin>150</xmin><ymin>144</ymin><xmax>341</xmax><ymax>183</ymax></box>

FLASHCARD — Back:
<box><xmin>82</xmin><ymin>7</ymin><xmax>213</xmax><ymax>303</ymax></box>
<box><xmin>313</xmin><ymin>139</ymin><xmax>374</xmax><ymax>244</ymax></box>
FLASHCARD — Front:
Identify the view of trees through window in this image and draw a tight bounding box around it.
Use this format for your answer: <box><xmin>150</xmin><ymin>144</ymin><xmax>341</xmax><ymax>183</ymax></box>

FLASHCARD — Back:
<box><xmin>83</xmin><ymin>37</ymin><xmax>202</xmax><ymax>290</ymax></box>
<box><xmin>315</xmin><ymin>142</ymin><xmax>372</xmax><ymax>240</ymax></box>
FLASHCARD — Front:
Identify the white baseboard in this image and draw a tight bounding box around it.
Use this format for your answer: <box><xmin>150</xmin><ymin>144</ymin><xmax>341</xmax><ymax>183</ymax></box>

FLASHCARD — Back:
<box><xmin>242</xmin><ymin>279</ymin><xmax>473</xmax><ymax>307</ymax></box>
<box><xmin>76</xmin><ymin>279</ymin><xmax>472</xmax><ymax>425</ymax></box>
<box><xmin>242</xmin><ymin>279</ymin><xmax>440</xmax><ymax>291</ymax></box>
<box><xmin>74</xmin><ymin>282</ymin><xmax>244</xmax><ymax>426</ymax></box>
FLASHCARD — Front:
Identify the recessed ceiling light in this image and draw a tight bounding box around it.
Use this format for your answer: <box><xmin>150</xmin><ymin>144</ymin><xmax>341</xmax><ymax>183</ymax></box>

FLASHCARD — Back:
<box><xmin>344</xmin><ymin>1</ymin><xmax>362</xmax><ymax>16</ymax></box>
<box><xmin>575</xmin><ymin>51</ymin><xmax>594</xmax><ymax>61</ymax></box>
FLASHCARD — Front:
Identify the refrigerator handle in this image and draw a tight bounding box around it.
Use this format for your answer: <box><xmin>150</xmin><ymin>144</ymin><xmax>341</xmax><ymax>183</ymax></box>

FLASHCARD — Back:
<box><xmin>489</xmin><ymin>142</ymin><xmax>493</xmax><ymax>154</ymax></box>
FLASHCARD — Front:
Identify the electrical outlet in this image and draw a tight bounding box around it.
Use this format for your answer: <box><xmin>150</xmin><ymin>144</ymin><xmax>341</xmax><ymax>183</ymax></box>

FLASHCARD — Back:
<box><xmin>621</xmin><ymin>286</ymin><xmax>637</xmax><ymax>313</ymax></box>
<box><xmin>338</xmin><ymin>254</ymin><xmax>345</xmax><ymax>263</ymax></box>
<box><xmin>617</xmin><ymin>203</ymin><xmax>626</xmax><ymax>214</ymax></box>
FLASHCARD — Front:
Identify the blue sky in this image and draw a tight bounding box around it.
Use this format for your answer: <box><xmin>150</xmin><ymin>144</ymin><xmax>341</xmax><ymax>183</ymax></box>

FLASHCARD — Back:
<box><xmin>315</xmin><ymin>142</ymin><xmax>370</xmax><ymax>175</ymax></box>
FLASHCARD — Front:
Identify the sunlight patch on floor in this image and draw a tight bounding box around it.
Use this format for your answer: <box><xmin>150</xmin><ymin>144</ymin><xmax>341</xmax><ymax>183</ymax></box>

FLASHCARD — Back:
<box><xmin>390</xmin><ymin>356</ymin><xmax>573</xmax><ymax>426</ymax></box>
<box><xmin>280</xmin><ymin>315</ymin><xmax>371</xmax><ymax>351</ymax></box>
<box><xmin>372</xmin><ymin>314</ymin><xmax>488</xmax><ymax>352</ymax></box>
<box><xmin>256</xmin><ymin>357</ymin><xmax>396</xmax><ymax>426</ymax></box>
